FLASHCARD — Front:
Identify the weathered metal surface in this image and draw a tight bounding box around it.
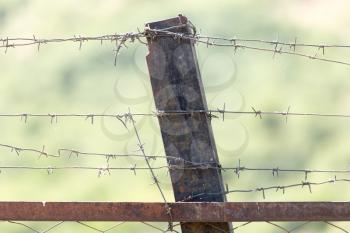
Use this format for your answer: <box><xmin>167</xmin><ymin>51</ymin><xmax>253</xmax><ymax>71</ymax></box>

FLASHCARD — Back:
<box><xmin>0</xmin><ymin>202</ymin><xmax>350</xmax><ymax>221</ymax></box>
<box><xmin>145</xmin><ymin>15</ymin><xmax>231</xmax><ymax>233</ymax></box>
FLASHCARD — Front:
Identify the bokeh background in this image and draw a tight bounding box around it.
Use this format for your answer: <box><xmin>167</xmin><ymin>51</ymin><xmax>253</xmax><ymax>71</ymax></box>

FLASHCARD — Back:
<box><xmin>0</xmin><ymin>0</ymin><xmax>350</xmax><ymax>232</ymax></box>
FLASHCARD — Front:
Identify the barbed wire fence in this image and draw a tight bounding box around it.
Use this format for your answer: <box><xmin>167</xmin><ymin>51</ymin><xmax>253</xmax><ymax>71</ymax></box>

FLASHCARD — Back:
<box><xmin>1</xmin><ymin>14</ymin><xmax>350</xmax><ymax>233</ymax></box>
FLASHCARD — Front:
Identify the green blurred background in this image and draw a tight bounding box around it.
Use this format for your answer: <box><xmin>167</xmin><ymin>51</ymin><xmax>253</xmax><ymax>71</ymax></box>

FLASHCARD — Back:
<box><xmin>0</xmin><ymin>0</ymin><xmax>350</xmax><ymax>232</ymax></box>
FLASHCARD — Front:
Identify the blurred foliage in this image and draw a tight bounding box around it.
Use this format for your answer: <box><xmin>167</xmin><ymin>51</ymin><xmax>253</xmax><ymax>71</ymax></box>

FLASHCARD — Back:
<box><xmin>0</xmin><ymin>0</ymin><xmax>350</xmax><ymax>232</ymax></box>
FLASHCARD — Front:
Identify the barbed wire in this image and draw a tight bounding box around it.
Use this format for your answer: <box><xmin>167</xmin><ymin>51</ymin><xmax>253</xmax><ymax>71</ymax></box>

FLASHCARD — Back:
<box><xmin>156</xmin><ymin>107</ymin><xmax>350</xmax><ymax>123</ymax></box>
<box><xmin>181</xmin><ymin>176</ymin><xmax>349</xmax><ymax>201</ymax></box>
<box><xmin>0</xmin><ymin>32</ymin><xmax>145</xmax><ymax>64</ymax></box>
<box><xmin>0</xmin><ymin>142</ymin><xmax>156</xmax><ymax>161</ymax></box>
<box><xmin>197</xmin><ymin>35</ymin><xmax>350</xmax><ymax>49</ymax></box>
<box><xmin>2</xmin><ymin>106</ymin><xmax>350</xmax><ymax>125</ymax></box>
<box><xmin>0</xmin><ymin>112</ymin><xmax>149</xmax><ymax>125</ymax></box>
<box><xmin>3</xmin><ymin>27</ymin><xmax>350</xmax><ymax>50</ymax></box>
<box><xmin>0</xmin><ymin>165</ymin><xmax>174</xmax><ymax>177</ymax></box>
<box><xmin>0</xmin><ymin>163</ymin><xmax>347</xmax><ymax>199</ymax></box>
<box><xmin>0</xmin><ymin>163</ymin><xmax>349</xmax><ymax>178</ymax></box>
<box><xmin>0</xmin><ymin>142</ymin><xmax>217</xmax><ymax>167</ymax></box>
<box><xmin>222</xmin><ymin>159</ymin><xmax>350</xmax><ymax>180</ymax></box>
<box><xmin>2</xmin><ymin>25</ymin><xmax>350</xmax><ymax>66</ymax></box>
<box><xmin>146</xmin><ymin>27</ymin><xmax>350</xmax><ymax>66</ymax></box>
<box><xmin>0</xmin><ymin>143</ymin><xmax>58</xmax><ymax>158</ymax></box>
<box><xmin>2</xmin><ymin>142</ymin><xmax>350</xmax><ymax>179</ymax></box>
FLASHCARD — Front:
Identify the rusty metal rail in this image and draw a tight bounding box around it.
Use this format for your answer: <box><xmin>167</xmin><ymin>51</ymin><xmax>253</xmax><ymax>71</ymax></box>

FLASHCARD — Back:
<box><xmin>0</xmin><ymin>202</ymin><xmax>350</xmax><ymax>222</ymax></box>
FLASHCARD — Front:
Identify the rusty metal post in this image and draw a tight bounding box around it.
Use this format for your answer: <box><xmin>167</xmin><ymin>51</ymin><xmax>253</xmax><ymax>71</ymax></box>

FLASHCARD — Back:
<box><xmin>145</xmin><ymin>15</ymin><xmax>232</xmax><ymax>233</ymax></box>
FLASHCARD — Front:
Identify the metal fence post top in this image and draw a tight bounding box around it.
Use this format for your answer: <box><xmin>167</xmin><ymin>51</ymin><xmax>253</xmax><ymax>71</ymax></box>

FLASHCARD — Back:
<box><xmin>145</xmin><ymin>14</ymin><xmax>188</xmax><ymax>30</ymax></box>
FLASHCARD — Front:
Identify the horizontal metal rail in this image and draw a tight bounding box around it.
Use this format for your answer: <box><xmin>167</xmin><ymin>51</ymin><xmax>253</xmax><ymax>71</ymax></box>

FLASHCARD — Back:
<box><xmin>0</xmin><ymin>202</ymin><xmax>350</xmax><ymax>222</ymax></box>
